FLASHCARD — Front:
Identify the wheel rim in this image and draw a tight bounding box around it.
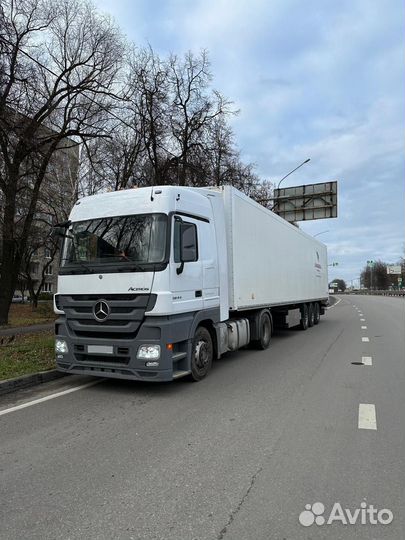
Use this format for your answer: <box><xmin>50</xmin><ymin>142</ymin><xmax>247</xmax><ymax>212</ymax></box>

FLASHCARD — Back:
<box><xmin>194</xmin><ymin>339</ymin><xmax>210</xmax><ymax>374</ymax></box>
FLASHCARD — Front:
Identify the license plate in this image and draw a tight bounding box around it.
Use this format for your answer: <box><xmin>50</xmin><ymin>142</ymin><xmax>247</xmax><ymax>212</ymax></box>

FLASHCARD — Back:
<box><xmin>87</xmin><ymin>345</ymin><xmax>113</xmax><ymax>354</ymax></box>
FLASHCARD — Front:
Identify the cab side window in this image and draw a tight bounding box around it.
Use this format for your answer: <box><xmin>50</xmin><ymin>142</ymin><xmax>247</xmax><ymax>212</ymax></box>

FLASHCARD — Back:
<box><xmin>174</xmin><ymin>218</ymin><xmax>198</xmax><ymax>263</ymax></box>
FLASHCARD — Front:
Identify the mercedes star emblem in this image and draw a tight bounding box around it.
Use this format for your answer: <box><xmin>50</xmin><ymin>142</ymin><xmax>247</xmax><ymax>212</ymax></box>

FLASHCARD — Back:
<box><xmin>93</xmin><ymin>300</ymin><xmax>110</xmax><ymax>322</ymax></box>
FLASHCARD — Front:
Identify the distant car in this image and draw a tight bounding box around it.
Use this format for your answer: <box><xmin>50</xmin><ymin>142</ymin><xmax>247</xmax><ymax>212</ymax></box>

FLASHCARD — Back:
<box><xmin>12</xmin><ymin>294</ymin><xmax>27</xmax><ymax>303</ymax></box>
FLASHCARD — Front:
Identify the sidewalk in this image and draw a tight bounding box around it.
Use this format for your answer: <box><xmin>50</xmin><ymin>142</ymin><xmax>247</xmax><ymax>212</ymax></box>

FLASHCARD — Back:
<box><xmin>0</xmin><ymin>322</ymin><xmax>54</xmax><ymax>337</ymax></box>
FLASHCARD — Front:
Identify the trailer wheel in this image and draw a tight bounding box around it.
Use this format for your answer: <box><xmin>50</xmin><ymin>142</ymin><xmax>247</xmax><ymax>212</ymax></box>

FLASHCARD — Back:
<box><xmin>189</xmin><ymin>326</ymin><xmax>213</xmax><ymax>381</ymax></box>
<box><xmin>252</xmin><ymin>311</ymin><xmax>272</xmax><ymax>350</ymax></box>
<box><xmin>300</xmin><ymin>304</ymin><xmax>309</xmax><ymax>330</ymax></box>
<box><xmin>308</xmin><ymin>303</ymin><xmax>315</xmax><ymax>327</ymax></box>
<box><xmin>313</xmin><ymin>303</ymin><xmax>320</xmax><ymax>325</ymax></box>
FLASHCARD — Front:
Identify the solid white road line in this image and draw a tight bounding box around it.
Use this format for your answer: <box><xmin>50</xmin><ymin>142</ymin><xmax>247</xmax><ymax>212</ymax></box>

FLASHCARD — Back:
<box><xmin>327</xmin><ymin>298</ymin><xmax>342</xmax><ymax>310</ymax></box>
<box><xmin>361</xmin><ymin>326</ymin><xmax>367</xmax><ymax>329</ymax></box>
<box><xmin>362</xmin><ymin>356</ymin><xmax>373</xmax><ymax>366</ymax></box>
<box><xmin>358</xmin><ymin>404</ymin><xmax>377</xmax><ymax>430</ymax></box>
<box><xmin>362</xmin><ymin>337</ymin><xmax>369</xmax><ymax>342</ymax></box>
<box><xmin>0</xmin><ymin>380</ymin><xmax>103</xmax><ymax>418</ymax></box>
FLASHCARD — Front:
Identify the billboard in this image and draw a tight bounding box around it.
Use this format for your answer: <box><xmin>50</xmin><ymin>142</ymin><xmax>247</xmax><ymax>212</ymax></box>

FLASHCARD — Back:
<box><xmin>273</xmin><ymin>181</ymin><xmax>338</xmax><ymax>222</ymax></box>
<box><xmin>387</xmin><ymin>265</ymin><xmax>401</xmax><ymax>275</ymax></box>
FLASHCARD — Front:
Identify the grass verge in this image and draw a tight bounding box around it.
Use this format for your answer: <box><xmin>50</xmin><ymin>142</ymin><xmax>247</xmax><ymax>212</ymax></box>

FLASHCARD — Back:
<box><xmin>0</xmin><ymin>331</ymin><xmax>55</xmax><ymax>381</ymax></box>
<box><xmin>1</xmin><ymin>302</ymin><xmax>56</xmax><ymax>328</ymax></box>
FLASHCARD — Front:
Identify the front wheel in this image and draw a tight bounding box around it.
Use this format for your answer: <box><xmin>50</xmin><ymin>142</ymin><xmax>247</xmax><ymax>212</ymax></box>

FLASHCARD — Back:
<box><xmin>189</xmin><ymin>326</ymin><xmax>213</xmax><ymax>381</ymax></box>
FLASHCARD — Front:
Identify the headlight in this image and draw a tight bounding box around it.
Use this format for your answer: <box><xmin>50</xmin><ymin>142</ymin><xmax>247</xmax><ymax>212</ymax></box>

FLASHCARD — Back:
<box><xmin>55</xmin><ymin>338</ymin><xmax>68</xmax><ymax>354</ymax></box>
<box><xmin>137</xmin><ymin>345</ymin><xmax>160</xmax><ymax>360</ymax></box>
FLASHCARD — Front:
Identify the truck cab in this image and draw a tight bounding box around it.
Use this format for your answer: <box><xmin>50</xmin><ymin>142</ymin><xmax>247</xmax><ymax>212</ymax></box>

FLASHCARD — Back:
<box><xmin>55</xmin><ymin>186</ymin><xmax>226</xmax><ymax>381</ymax></box>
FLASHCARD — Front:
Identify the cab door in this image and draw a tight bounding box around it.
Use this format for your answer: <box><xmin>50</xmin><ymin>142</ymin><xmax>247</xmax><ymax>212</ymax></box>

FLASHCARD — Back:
<box><xmin>170</xmin><ymin>215</ymin><xmax>203</xmax><ymax>314</ymax></box>
<box><xmin>199</xmin><ymin>220</ymin><xmax>219</xmax><ymax>310</ymax></box>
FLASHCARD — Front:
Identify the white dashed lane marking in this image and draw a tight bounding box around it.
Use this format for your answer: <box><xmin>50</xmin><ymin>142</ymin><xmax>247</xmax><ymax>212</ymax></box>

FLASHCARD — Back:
<box><xmin>360</xmin><ymin>318</ymin><xmax>365</xmax><ymax>321</ymax></box>
<box><xmin>358</xmin><ymin>404</ymin><xmax>377</xmax><ymax>430</ymax></box>
<box><xmin>362</xmin><ymin>356</ymin><xmax>373</xmax><ymax>366</ymax></box>
<box><xmin>362</xmin><ymin>337</ymin><xmax>370</xmax><ymax>342</ymax></box>
<box><xmin>361</xmin><ymin>326</ymin><xmax>367</xmax><ymax>329</ymax></box>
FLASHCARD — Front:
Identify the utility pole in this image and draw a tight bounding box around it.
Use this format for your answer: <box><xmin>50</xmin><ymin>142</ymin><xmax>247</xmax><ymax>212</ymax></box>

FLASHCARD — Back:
<box><xmin>367</xmin><ymin>260</ymin><xmax>375</xmax><ymax>290</ymax></box>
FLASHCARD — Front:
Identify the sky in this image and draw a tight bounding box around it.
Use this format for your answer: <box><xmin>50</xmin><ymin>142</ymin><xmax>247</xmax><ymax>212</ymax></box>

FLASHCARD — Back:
<box><xmin>95</xmin><ymin>0</ymin><xmax>404</xmax><ymax>285</ymax></box>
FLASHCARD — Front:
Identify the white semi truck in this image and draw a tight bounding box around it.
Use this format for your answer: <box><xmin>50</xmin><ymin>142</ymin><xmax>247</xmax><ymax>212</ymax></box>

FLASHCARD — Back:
<box><xmin>54</xmin><ymin>185</ymin><xmax>329</xmax><ymax>381</ymax></box>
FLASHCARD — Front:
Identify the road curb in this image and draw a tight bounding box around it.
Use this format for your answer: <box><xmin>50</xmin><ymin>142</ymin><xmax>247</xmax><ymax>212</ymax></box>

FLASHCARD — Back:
<box><xmin>0</xmin><ymin>369</ymin><xmax>67</xmax><ymax>396</ymax></box>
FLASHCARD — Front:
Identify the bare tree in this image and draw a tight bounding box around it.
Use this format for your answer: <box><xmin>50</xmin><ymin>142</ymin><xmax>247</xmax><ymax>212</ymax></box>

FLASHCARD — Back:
<box><xmin>130</xmin><ymin>47</ymin><xmax>169</xmax><ymax>186</ymax></box>
<box><xmin>19</xmin><ymin>228</ymin><xmax>58</xmax><ymax>308</ymax></box>
<box><xmin>360</xmin><ymin>261</ymin><xmax>389</xmax><ymax>290</ymax></box>
<box><xmin>167</xmin><ymin>50</ymin><xmax>233</xmax><ymax>186</ymax></box>
<box><xmin>205</xmin><ymin>116</ymin><xmax>236</xmax><ymax>186</ymax></box>
<box><xmin>19</xmin><ymin>142</ymin><xmax>78</xmax><ymax>307</ymax></box>
<box><xmin>0</xmin><ymin>0</ymin><xmax>125</xmax><ymax>324</ymax></box>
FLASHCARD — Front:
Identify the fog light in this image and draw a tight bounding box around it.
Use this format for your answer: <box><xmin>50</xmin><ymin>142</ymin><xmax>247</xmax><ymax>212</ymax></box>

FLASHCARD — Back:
<box><xmin>55</xmin><ymin>338</ymin><xmax>68</xmax><ymax>354</ymax></box>
<box><xmin>145</xmin><ymin>361</ymin><xmax>159</xmax><ymax>367</ymax></box>
<box><xmin>137</xmin><ymin>345</ymin><xmax>160</xmax><ymax>360</ymax></box>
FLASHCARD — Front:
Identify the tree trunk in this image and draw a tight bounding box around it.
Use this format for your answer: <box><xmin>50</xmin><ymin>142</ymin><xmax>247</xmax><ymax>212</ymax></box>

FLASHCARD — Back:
<box><xmin>0</xmin><ymin>175</ymin><xmax>18</xmax><ymax>325</ymax></box>
<box><xmin>26</xmin><ymin>279</ymin><xmax>38</xmax><ymax>309</ymax></box>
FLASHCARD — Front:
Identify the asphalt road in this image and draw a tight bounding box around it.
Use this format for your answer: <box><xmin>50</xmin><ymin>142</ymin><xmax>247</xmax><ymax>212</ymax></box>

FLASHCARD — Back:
<box><xmin>0</xmin><ymin>295</ymin><xmax>404</xmax><ymax>540</ymax></box>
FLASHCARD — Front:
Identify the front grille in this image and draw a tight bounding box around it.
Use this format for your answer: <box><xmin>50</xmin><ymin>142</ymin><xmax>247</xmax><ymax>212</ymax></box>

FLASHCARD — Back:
<box><xmin>58</xmin><ymin>293</ymin><xmax>153</xmax><ymax>340</ymax></box>
<box><xmin>70</xmin><ymin>294</ymin><xmax>138</xmax><ymax>301</ymax></box>
<box><xmin>75</xmin><ymin>319</ymin><xmax>129</xmax><ymax>327</ymax></box>
<box><xmin>74</xmin><ymin>353</ymin><xmax>130</xmax><ymax>365</ymax></box>
<box><xmin>73</xmin><ymin>330</ymin><xmax>138</xmax><ymax>339</ymax></box>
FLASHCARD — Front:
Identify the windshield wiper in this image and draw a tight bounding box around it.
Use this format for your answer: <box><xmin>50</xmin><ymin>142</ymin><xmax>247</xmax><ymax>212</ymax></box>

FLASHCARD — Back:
<box><xmin>60</xmin><ymin>258</ymin><xmax>93</xmax><ymax>274</ymax></box>
<box><xmin>100</xmin><ymin>254</ymin><xmax>148</xmax><ymax>272</ymax></box>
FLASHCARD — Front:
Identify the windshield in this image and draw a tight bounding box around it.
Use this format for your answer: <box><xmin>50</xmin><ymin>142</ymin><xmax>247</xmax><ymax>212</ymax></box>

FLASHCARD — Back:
<box><xmin>61</xmin><ymin>213</ymin><xmax>167</xmax><ymax>271</ymax></box>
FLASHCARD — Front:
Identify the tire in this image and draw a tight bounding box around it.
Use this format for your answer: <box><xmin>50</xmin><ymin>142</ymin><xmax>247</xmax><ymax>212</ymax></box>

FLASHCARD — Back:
<box><xmin>300</xmin><ymin>304</ymin><xmax>309</xmax><ymax>330</ymax></box>
<box><xmin>189</xmin><ymin>326</ymin><xmax>213</xmax><ymax>381</ymax></box>
<box><xmin>313</xmin><ymin>303</ymin><xmax>320</xmax><ymax>325</ymax></box>
<box><xmin>252</xmin><ymin>310</ymin><xmax>272</xmax><ymax>350</ymax></box>
<box><xmin>308</xmin><ymin>303</ymin><xmax>315</xmax><ymax>327</ymax></box>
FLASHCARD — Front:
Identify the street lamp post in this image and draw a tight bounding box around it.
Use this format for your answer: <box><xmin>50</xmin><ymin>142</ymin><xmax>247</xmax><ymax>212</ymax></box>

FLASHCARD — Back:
<box><xmin>276</xmin><ymin>158</ymin><xmax>311</xmax><ymax>191</ymax></box>
<box><xmin>266</xmin><ymin>158</ymin><xmax>310</xmax><ymax>210</ymax></box>
<box><xmin>367</xmin><ymin>260</ymin><xmax>375</xmax><ymax>290</ymax></box>
<box><xmin>314</xmin><ymin>230</ymin><xmax>329</xmax><ymax>238</ymax></box>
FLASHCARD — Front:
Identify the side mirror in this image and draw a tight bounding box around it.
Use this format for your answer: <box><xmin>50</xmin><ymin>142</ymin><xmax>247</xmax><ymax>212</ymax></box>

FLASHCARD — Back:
<box><xmin>52</xmin><ymin>226</ymin><xmax>66</xmax><ymax>238</ymax></box>
<box><xmin>52</xmin><ymin>220</ymin><xmax>71</xmax><ymax>239</ymax></box>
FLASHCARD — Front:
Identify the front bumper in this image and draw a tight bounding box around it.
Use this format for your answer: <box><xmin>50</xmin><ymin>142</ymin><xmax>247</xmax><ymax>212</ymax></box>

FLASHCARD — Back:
<box><xmin>56</xmin><ymin>318</ymin><xmax>182</xmax><ymax>381</ymax></box>
<box><xmin>54</xmin><ymin>293</ymin><xmax>197</xmax><ymax>382</ymax></box>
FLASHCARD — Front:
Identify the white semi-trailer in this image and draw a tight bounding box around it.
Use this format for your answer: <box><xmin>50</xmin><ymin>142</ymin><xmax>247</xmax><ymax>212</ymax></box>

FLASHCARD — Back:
<box><xmin>54</xmin><ymin>185</ymin><xmax>328</xmax><ymax>381</ymax></box>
